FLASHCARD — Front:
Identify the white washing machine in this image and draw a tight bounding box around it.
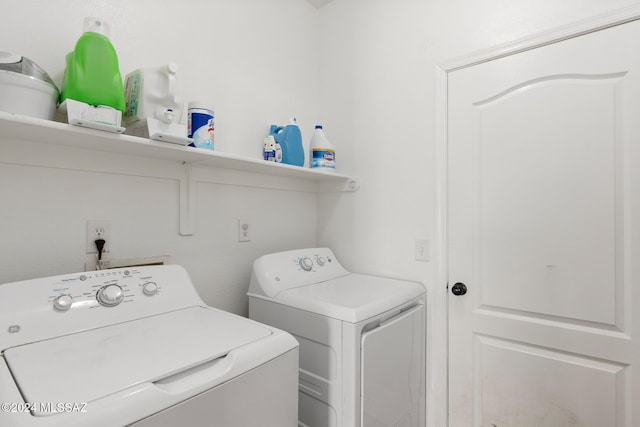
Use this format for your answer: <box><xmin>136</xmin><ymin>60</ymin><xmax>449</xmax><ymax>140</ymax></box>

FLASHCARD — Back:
<box><xmin>0</xmin><ymin>265</ymin><xmax>299</xmax><ymax>427</ymax></box>
<box><xmin>247</xmin><ymin>248</ymin><xmax>425</xmax><ymax>427</ymax></box>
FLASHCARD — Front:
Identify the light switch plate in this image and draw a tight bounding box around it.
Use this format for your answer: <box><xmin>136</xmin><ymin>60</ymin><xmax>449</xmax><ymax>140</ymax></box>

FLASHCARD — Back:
<box><xmin>415</xmin><ymin>238</ymin><xmax>429</xmax><ymax>262</ymax></box>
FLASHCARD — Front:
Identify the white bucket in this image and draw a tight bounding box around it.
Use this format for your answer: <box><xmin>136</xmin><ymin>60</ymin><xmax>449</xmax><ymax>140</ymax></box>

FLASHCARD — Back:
<box><xmin>0</xmin><ymin>70</ymin><xmax>58</xmax><ymax>120</ymax></box>
<box><xmin>123</xmin><ymin>62</ymin><xmax>183</xmax><ymax>126</ymax></box>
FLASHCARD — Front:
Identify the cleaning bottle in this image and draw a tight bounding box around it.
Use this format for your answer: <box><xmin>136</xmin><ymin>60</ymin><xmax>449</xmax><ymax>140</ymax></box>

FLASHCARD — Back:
<box><xmin>310</xmin><ymin>125</ymin><xmax>336</xmax><ymax>171</ymax></box>
<box><xmin>60</xmin><ymin>17</ymin><xmax>125</xmax><ymax>112</ymax></box>
<box><xmin>124</xmin><ymin>62</ymin><xmax>183</xmax><ymax>125</ymax></box>
<box><xmin>270</xmin><ymin>117</ymin><xmax>304</xmax><ymax>166</ymax></box>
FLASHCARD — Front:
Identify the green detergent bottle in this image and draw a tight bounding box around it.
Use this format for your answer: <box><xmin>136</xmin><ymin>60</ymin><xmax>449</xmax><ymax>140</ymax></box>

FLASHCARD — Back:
<box><xmin>60</xmin><ymin>17</ymin><xmax>125</xmax><ymax>112</ymax></box>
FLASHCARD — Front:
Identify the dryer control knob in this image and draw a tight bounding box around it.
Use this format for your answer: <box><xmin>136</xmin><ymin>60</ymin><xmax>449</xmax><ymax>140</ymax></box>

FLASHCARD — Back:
<box><xmin>97</xmin><ymin>284</ymin><xmax>124</xmax><ymax>307</ymax></box>
<box><xmin>299</xmin><ymin>257</ymin><xmax>313</xmax><ymax>271</ymax></box>
<box><xmin>142</xmin><ymin>281</ymin><xmax>158</xmax><ymax>296</ymax></box>
<box><xmin>316</xmin><ymin>256</ymin><xmax>326</xmax><ymax>266</ymax></box>
<box><xmin>53</xmin><ymin>294</ymin><xmax>73</xmax><ymax>311</ymax></box>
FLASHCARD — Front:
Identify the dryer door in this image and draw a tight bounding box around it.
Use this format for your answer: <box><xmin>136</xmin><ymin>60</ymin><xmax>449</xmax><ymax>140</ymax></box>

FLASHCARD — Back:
<box><xmin>360</xmin><ymin>304</ymin><xmax>425</xmax><ymax>427</ymax></box>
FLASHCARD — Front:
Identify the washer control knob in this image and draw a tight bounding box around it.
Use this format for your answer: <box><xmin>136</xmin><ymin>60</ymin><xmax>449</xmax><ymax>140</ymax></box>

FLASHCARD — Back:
<box><xmin>316</xmin><ymin>256</ymin><xmax>326</xmax><ymax>266</ymax></box>
<box><xmin>299</xmin><ymin>257</ymin><xmax>313</xmax><ymax>271</ymax></box>
<box><xmin>97</xmin><ymin>284</ymin><xmax>124</xmax><ymax>307</ymax></box>
<box><xmin>53</xmin><ymin>294</ymin><xmax>73</xmax><ymax>311</ymax></box>
<box><xmin>142</xmin><ymin>281</ymin><xmax>158</xmax><ymax>296</ymax></box>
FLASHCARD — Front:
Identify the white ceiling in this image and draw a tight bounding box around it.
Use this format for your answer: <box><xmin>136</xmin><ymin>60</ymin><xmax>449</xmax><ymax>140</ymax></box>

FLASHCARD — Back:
<box><xmin>306</xmin><ymin>0</ymin><xmax>335</xmax><ymax>9</ymax></box>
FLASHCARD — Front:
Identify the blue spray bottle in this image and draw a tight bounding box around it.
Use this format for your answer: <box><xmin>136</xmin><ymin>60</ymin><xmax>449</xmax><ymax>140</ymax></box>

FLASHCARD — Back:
<box><xmin>270</xmin><ymin>117</ymin><xmax>304</xmax><ymax>166</ymax></box>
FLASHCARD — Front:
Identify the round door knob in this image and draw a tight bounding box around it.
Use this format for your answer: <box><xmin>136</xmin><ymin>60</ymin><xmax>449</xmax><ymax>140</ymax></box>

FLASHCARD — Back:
<box><xmin>451</xmin><ymin>282</ymin><xmax>467</xmax><ymax>296</ymax></box>
<box><xmin>299</xmin><ymin>257</ymin><xmax>313</xmax><ymax>271</ymax></box>
<box><xmin>53</xmin><ymin>294</ymin><xmax>73</xmax><ymax>311</ymax></box>
<box><xmin>97</xmin><ymin>284</ymin><xmax>124</xmax><ymax>307</ymax></box>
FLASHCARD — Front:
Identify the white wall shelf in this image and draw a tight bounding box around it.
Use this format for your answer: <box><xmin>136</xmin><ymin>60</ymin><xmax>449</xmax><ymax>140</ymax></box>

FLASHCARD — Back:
<box><xmin>0</xmin><ymin>112</ymin><xmax>359</xmax><ymax>189</ymax></box>
<box><xmin>0</xmin><ymin>111</ymin><xmax>359</xmax><ymax>236</ymax></box>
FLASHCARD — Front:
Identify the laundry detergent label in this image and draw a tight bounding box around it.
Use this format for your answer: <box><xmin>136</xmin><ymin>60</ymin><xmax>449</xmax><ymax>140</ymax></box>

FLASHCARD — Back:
<box><xmin>311</xmin><ymin>148</ymin><xmax>335</xmax><ymax>169</ymax></box>
<box><xmin>124</xmin><ymin>72</ymin><xmax>141</xmax><ymax>119</ymax></box>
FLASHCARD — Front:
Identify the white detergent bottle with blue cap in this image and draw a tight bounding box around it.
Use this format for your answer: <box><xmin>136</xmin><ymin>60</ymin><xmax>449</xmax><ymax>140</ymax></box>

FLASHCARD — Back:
<box><xmin>310</xmin><ymin>125</ymin><xmax>336</xmax><ymax>171</ymax></box>
<box><xmin>123</xmin><ymin>62</ymin><xmax>183</xmax><ymax>126</ymax></box>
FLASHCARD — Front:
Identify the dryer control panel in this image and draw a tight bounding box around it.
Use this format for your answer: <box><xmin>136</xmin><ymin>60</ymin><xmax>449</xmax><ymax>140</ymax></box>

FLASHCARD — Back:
<box><xmin>0</xmin><ymin>265</ymin><xmax>205</xmax><ymax>349</ymax></box>
<box><xmin>248</xmin><ymin>247</ymin><xmax>350</xmax><ymax>299</ymax></box>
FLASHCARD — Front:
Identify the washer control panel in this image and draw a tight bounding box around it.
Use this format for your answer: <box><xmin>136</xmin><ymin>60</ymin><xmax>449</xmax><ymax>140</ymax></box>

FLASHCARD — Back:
<box><xmin>46</xmin><ymin>268</ymin><xmax>165</xmax><ymax>312</ymax></box>
<box><xmin>0</xmin><ymin>265</ymin><xmax>204</xmax><ymax>349</ymax></box>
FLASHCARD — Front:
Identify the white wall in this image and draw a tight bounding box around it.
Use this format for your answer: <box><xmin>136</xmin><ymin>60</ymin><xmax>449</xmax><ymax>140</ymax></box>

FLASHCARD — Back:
<box><xmin>0</xmin><ymin>0</ymin><xmax>322</xmax><ymax>315</ymax></box>
<box><xmin>314</xmin><ymin>0</ymin><xmax>638</xmax><ymax>426</ymax></box>
<box><xmin>317</xmin><ymin>0</ymin><xmax>639</xmax><ymax>288</ymax></box>
<box><xmin>4</xmin><ymin>0</ymin><xmax>321</xmax><ymax>157</ymax></box>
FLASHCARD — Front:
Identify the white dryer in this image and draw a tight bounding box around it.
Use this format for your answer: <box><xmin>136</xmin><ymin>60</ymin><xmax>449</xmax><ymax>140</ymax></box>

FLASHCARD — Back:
<box><xmin>247</xmin><ymin>248</ymin><xmax>425</xmax><ymax>427</ymax></box>
<box><xmin>0</xmin><ymin>265</ymin><xmax>299</xmax><ymax>427</ymax></box>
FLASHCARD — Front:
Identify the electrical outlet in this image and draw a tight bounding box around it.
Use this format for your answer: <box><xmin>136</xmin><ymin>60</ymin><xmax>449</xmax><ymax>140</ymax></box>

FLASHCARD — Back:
<box><xmin>415</xmin><ymin>238</ymin><xmax>430</xmax><ymax>262</ymax></box>
<box><xmin>238</xmin><ymin>219</ymin><xmax>251</xmax><ymax>242</ymax></box>
<box><xmin>86</xmin><ymin>220</ymin><xmax>111</xmax><ymax>254</ymax></box>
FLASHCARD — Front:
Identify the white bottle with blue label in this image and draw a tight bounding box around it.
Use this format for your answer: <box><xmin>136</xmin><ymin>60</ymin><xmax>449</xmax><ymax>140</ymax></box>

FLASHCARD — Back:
<box><xmin>187</xmin><ymin>101</ymin><xmax>214</xmax><ymax>150</ymax></box>
<box><xmin>310</xmin><ymin>125</ymin><xmax>336</xmax><ymax>171</ymax></box>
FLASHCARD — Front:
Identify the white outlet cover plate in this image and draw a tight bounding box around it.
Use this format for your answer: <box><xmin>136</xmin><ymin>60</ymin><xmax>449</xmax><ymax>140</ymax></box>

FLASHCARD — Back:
<box><xmin>86</xmin><ymin>220</ymin><xmax>111</xmax><ymax>253</ymax></box>
<box><xmin>238</xmin><ymin>219</ymin><xmax>251</xmax><ymax>242</ymax></box>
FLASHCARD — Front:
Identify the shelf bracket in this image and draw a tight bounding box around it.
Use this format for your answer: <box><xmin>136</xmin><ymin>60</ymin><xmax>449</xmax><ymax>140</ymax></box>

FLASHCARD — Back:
<box><xmin>179</xmin><ymin>162</ymin><xmax>196</xmax><ymax>235</ymax></box>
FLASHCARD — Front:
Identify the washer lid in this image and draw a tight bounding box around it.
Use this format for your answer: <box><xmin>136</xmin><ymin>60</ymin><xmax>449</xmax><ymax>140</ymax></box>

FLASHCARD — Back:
<box><xmin>273</xmin><ymin>274</ymin><xmax>424</xmax><ymax>323</ymax></box>
<box><xmin>4</xmin><ymin>307</ymin><xmax>271</xmax><ymax>414</ymax></box>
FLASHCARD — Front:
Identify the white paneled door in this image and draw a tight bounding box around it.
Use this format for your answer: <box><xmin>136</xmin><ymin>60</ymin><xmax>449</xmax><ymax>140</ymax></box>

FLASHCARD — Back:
<box><xmin>448</xmin><ymin>19</ymin><xmax>640</xmax><ymax>427</ymax></box>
